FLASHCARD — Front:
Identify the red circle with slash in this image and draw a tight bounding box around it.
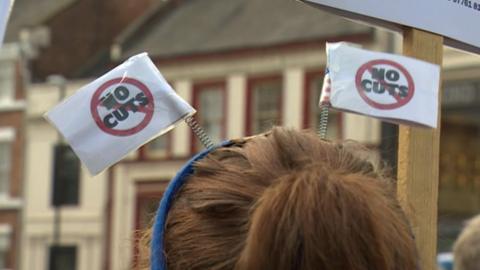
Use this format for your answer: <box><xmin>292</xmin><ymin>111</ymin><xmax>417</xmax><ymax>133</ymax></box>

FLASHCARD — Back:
<box><xmin>355</xmin><ymin>59</ymin><xmax>415</xmax><ymax>110</ymax></box>
<box><xmin>90</xmin><ymin>77</ymin><xmax>154</xmax><ymax>136</ymax></box>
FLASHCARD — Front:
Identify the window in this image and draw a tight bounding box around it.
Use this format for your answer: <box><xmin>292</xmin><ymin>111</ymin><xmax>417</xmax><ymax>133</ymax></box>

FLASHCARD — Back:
<box><xmin>0</xmin><ymin>128</ymin><xmax>14</xmax><ymax>198</ymax></box>
<box><xmin>0</xmin><ymin>225</ymin><xmax>11</xmax><ymax>270</ymax></box>
<box><xmin>247</xmin><ymin>76</ymin><xmax>282</xmax><ymax>135</ymax></box>
<box><xmin>0</xmin><ymin>250</ymin><xmax>5</xmax><ymax>270</ymax></box>
<box><xmin>49</xmin><ymin>245</ymin><xmax>77</xmax><ymax>270</ymax></box>
<box><xmin>0</xmin><ymin>61</ymin><xmax>14</xmax><ymax>104</ymax></box>
<box><xmin>305</xmin><ymin>72</ymin><xmax>341</xmax><ymax>139</ymax></box>
<box><xmin>145</xmin><ymin>134</ymin><xmax>170</xmax><ymax>159</ymax></box>
<box><xmin>0</xmin><ymin>142</ymin><xmax>11</xmax><ymax>197</ymax></box>
<box><xmin>51</xmin><ymin>144</ymin><xmax>80</xmax><ymax>206</ymax></box>
<box><xmin>192</xmin><ymin>82</ymin><xmax>226</xmax><ymax>152</ymax></box>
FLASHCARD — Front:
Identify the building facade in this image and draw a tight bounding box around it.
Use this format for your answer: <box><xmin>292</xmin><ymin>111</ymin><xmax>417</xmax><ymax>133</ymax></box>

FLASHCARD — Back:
<box><xmin>437</xmin><ymin>48</ymin><xmax>480</xmax><ymax>252</ymax></box>
<box><xmin>0</xmin><ymin>43</ymin><xmax>26</xmax><ymax>270</ymax></box>
<box><xmin>3</xmin><ymin>1</ymin><xmax>166</xmax><ymax>269</ymax></box>
<box><xmin>22</xmin><ymin>81</ymin><xmax>108</xmax><ymax>270</ymax></box>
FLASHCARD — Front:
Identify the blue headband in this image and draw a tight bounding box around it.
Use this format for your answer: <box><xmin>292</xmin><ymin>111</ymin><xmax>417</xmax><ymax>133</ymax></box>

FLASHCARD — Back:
<box><xmin>150</xmin><ymin>141</ymin><xmax>233</xmax><ymax>270</ymax></box>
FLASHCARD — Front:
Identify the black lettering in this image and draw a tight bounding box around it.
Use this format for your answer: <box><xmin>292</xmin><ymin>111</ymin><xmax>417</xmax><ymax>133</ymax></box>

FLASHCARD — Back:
<box><xmin>100</xmin><ymin>93</ymin><xmax>118</xmax><ymax>110</ymax></box>
<box><xmin>371</xmin><ymin>68</ymin><xmax>385</xmax><ymax>81</ymax></box>
<box><xmin>372</xmin><ymin>81</ymin><xmax>385</xmax><ymax>94</ymax></box>
<box><xmin>103</xmin><ymin>114</ymin><xmax>118</xmax><ymax>128</ymax></box>
<box><xmin>385</xmin><ymin>83</ymin><xmax>398</xmax><ymax>96</ymax></box>
<box><xmin>114</xmin><ymin>86</ymin><xmax>130</xmax><ymax>101</ymax></box>
<box><xmin>123</xmin><ymin>98</ymin><xmax>139</xmax><ymax>113</ymax></box>
<box><xmin>113</xmin><ymin>107</ymin><xmax>129</xmax><ymax>121</ymax></box>
<box><xmin>361</xmin><ymin>80</ymin><xmax>372</xmax><ymax>92</ymax></box>
<box><xmin>135</xmin><ymin>92</ymin><xmax>149</xmax><ymax>106</ymax></box>
<box><xmin>399</xmin><ymin>86</ymin><xmax>409</xmax><ymax>98</ymax></box>
<box><xmin>386</xmin><ymin>70</ymin><xmax>400</xmax><ymax>81</ymax></box>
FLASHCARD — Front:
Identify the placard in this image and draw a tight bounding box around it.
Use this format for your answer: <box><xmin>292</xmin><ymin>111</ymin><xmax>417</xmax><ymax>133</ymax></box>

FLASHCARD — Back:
<box><xmin>302</xmin><ymin>0</ymin><xmax>480</xmax><ymax>54</ymax></box>
<box><xmin>321</xmin><ymin>42</ymin><xmax>441</xmax><ymax>128</ymax></box>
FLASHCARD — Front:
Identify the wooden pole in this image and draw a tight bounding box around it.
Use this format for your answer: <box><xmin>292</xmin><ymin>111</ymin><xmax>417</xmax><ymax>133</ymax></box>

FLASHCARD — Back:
<box><xmin>397</xmin><ymin>28</ymin><xmax>443</xmax><ymax>270</ymax></box>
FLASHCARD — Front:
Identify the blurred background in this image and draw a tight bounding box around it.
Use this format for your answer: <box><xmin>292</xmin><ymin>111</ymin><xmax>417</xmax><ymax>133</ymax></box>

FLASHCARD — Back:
<box><xmin>0</xmin><ymin>0</ymin><xmax>479</xmax><ymax>269</ymax></box>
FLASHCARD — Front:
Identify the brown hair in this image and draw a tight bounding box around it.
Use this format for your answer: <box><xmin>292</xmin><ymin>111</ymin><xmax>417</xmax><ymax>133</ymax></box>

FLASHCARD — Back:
<box><xmin>454</xmin><ymin>215</ymin><xmax>480</xmax><ymax>270</ymax></box>
<box><xmin>149</xmin><ymin>127</ymin><xmax>417</xmax><ymax>270</ymax></box>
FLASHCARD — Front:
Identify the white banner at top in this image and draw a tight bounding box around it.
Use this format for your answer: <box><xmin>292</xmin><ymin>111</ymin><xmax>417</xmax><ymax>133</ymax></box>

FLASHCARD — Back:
<box><xmin>302</xmin><ymin>0</ymin><xmax>480</xmax><ymax>55</ymax></box>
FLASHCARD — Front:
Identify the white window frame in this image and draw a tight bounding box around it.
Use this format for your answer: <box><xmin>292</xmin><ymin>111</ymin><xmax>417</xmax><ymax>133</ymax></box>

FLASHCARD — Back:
<box><xmin>0</xmin><ymin>128</ymin><xmax>14</xmax><ymax>200</ymax></box>
<box><xmin>250</xmin><ymin>77</ymin><xmax>282</xmax><ymax>135</ymax></box>
<box><xmin>145</xmin><ymin>134</ymin><xmax>170</xmax><ymax>159</ymax></box>
<box><xmin>192</xmin><ymin>82</ymin><xmax>226</xmax><ymax>152</ymax></box>
<box><xmin>0</xmin><ymin>59</ymin><xmax>15</xmax><ymax>106</ymax></box>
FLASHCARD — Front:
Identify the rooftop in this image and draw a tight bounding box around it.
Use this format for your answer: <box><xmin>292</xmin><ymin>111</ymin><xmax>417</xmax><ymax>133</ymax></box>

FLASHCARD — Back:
<box><xmin>120</xmin><ymin>0</ymin><xmax>372</xmax><ymax>59</ymax></box>
<box><xmin>5</xmin><ymin>0</ymin><xmax>77</xmax><ymax>42</ymax></box>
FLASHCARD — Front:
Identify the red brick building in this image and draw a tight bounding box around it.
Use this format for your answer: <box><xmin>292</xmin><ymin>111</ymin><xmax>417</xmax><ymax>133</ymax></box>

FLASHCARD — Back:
<box><xmin>0</xmin><ymin>44</ymin><xmax>26</xmax><ymax>270</ymax></box>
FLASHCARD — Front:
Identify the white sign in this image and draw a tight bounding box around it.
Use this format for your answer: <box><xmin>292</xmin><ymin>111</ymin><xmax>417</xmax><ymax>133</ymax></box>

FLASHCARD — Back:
<box><xmin>302</xmin><ymin>0</ymin><xmax>480</xmax><ymax>54</ymax></box>
<box><xmin>321</xmin><ymin>42</ymin><xmax>440</xmax><ymax>128</ymax></box>
<box><xmin>45</xmin><ymin>53</ymin><xmax>195</xmax><ymax>175</ymax></box>
<box><xmin>0</xmin><ymin>0</ymin><xmax>14</xmax><ymax>45</ymax></box>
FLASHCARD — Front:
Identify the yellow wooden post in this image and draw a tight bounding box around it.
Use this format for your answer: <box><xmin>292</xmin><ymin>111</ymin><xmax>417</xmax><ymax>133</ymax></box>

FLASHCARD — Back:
<box><xmin>397</xmin><ymin>28</ymin><xmax>443</xmax><ymax>270</ymax></box>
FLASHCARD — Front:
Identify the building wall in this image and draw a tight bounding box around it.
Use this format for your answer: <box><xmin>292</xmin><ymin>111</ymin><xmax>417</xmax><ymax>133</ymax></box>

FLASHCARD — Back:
<box><xmin>436</xmin><ymin>47</ymin><xmax>480</xmax><ymax>252</ymax></box>
<box><xmin>0</xmin><ymin>43</ymin><xmax>25</xmax><ymax>270</ymax></box>
<box><xmin>157</xmin><ymin>43</ymin><xmax>383</xmax><ymax>143</ymax></box>
<box><xmin>0</xmin><ymin>112</ymin><xmax>24</xmax><ymax>197</ymax></box>
<box><xmin>0</xmin><ymin>211</ymin><xmax>19</xmax><ymax>269</ymax></box>
<box><xmin>22</xmin><ymin>81</ymin><xmax>107</xmax><ymax>270</ymax></box>
<box><xmin>440</xmin><ymin>48</ymin><xmax>480</xmax><ymax>216</ymax></box>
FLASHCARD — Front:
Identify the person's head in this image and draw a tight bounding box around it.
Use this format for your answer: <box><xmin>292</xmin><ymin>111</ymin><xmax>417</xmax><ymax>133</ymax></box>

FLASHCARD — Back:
<box><xmin>148</xmin><ymin>127</ymin><xmax>418</xmax><ymax>270</ymax></box>
<box><xmin>453</xmin><ymin>215</ymin><xmax>480</xmax><ymax>270</ymax></box>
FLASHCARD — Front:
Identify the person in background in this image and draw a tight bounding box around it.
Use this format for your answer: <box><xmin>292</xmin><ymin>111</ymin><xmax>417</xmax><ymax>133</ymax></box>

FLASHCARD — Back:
<box><xmin>144</xmin><ymin>127</ymin><xmax>419</xmax><ymax>270</ymax></box>
<box><xmin>453</xmin><ymin>215</ymin><xmax>480</xmax><ymax>270</ymax></box>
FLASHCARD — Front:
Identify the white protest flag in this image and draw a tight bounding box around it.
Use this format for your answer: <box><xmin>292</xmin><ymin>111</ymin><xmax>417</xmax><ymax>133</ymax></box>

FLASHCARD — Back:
<box><xmin>0</xmin><ymin>0</ymin><xmax>14</xmax><ymax>45</ymax></box>
<box><xmin>321</xmin><ymin>42</ymin><xmax>440</xmax><ymax>128</ymax></box>
<box><xmin>45</xmin><ymin>53</ymin><xmax>195</xmax><ymax>175</ymax></box>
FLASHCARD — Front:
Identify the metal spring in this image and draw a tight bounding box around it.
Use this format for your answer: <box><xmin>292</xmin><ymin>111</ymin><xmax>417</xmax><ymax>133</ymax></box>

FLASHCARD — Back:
<box><xmin>184</xmin><ymin>115</ymin><xmax>215</xmax><ymax>149</ymax></box>
<box><xmin>318</xmin><ymin>105</ymin><xmax>329</xmax><ymax>140</ymax></box>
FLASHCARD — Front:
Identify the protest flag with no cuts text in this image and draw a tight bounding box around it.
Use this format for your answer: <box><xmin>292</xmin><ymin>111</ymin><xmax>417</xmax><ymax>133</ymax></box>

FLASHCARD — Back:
<box><xmin>45</xmin><ymin>53</ymin><xmax>196</xmax><ymax>175</ymax></box>
<box><xmin>319</xmin><ymin>42</ymin><xmax>440</xmax><ymax>128</ymax></box>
